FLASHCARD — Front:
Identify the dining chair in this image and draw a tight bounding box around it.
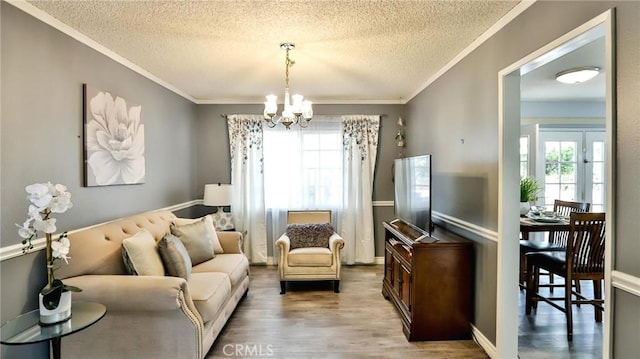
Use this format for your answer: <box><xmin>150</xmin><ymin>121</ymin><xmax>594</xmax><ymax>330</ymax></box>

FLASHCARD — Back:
<box><xmin>525</xmin><ymin>212</ymin><xmax>606</xmax><ymax>341</ymax></box>
<box><xmin>519</xmin><ymin>199</ymin><xmax>590</xmax><ymax>287</ymax></box>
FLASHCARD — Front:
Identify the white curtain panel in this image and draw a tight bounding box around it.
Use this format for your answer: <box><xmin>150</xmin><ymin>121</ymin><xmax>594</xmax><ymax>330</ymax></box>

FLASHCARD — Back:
<box><xmin>340</xmin><ymin>115</ymin><xmax>380</xmax><ymax>264</ymax></box>
<box><xmin>227</xmin><ymin>114</ymin><xmax>268</xmax><ymax>264</ymax></box>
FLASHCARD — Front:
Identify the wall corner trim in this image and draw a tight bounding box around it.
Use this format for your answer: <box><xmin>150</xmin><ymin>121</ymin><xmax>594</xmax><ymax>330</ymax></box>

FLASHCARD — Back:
<box><xmin>0</xmin><ymin>200</ymin><xmax>200</xmax><ymax>262</ymax></box>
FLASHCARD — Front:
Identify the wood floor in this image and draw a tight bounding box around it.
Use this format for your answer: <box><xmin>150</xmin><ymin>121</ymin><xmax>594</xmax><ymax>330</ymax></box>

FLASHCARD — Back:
<box><xmin>206</xmin><ymin>265</ymin><xmax>488</xmax><ymax>358</ymax></box>
<box><xmin>205</xmin><ymin>265</ymin><xmax>603</xmax><ymax>358</ymax></box>
<box><xmin>518</xmin><ymin>278</ymin><xmax>604</xmax><ymax>359</ymax></box>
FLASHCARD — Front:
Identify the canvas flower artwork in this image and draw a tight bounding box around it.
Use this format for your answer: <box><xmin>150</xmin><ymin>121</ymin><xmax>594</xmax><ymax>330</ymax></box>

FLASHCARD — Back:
<box><xmin>83</xmin><ymin>84</ymin><xmax>145</xmax><ymax>186</ymax></box>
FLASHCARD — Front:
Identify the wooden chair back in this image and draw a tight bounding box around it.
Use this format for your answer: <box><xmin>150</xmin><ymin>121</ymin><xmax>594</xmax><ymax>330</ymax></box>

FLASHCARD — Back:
<box><xmin>549</xmin><ymin>200</ymin><xmax>591</xmax><ymax>247</ymax></box>
<box><xmin>567</xmin><ymin>212</ymin><xmax>606</xmax><ymax>275</ymax></box>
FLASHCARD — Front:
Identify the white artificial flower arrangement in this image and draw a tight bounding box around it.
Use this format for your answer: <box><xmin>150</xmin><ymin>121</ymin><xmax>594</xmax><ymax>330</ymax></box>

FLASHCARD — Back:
<box><xmin>17</xmin><ymin>182</ymin><xmax>81</xmax><ymax>308</ymax></box>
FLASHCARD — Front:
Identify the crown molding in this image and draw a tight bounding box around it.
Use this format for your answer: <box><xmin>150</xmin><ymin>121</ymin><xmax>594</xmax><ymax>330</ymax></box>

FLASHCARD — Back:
<box><xmin>9</xmin><ymin>0</ymin><xmax>536</xmax><ymax>106</ymax></box>
<box><xmin>406</xmin><ymin>0</ymin><xmax>537</xmax><ymax>103</ymax></box>
<box><xmin>7</xmin><ymin>0</ymin><xmax>196</xmax><ymax>103</ymax></box>
<box><xmin>194</xmin><ymin>98</ymin><xmax>405</xmax><ymax>105</ymax></box>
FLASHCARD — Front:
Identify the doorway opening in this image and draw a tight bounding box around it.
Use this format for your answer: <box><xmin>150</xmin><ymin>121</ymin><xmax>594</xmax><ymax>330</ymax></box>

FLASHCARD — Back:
<box><xmin>497</xmin><ymin>10</ymin><xmax>615</xmax><ymax>359</ymax></box>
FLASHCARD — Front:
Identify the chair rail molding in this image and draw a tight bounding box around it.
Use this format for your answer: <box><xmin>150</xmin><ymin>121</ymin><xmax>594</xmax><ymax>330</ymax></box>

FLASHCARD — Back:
<box><xmin>611</xmin><ymin>271</ymin><xmax>640</xmax><ymax>297</ymax></box>
<box><xmin>0</xmin><ymin>200</ymin><xmax>200</xmax><ymax>262</ymax></box>
<box><xmin>433</xmin><ymin>211</ymin><xmax>499</xmax><ymax>243</ymax></box>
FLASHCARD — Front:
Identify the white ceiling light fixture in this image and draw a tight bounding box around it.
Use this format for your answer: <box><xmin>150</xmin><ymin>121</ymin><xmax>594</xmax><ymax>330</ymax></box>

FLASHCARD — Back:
<box><xmin>555</xmin><ymin>66</ymin><xmax>600</xmax><ymax>84</ymax></box>
<box><xmin>264</xmin><ymin>43</ymin><xmax>313</xmax><ymax>129</ymax></box>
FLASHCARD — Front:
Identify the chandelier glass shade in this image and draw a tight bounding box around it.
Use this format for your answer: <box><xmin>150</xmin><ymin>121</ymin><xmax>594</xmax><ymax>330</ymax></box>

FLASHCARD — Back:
<box><xmin>264</xmin><ymin>43</ymin><xmax>313</xmax><ymax>129</ymax></box>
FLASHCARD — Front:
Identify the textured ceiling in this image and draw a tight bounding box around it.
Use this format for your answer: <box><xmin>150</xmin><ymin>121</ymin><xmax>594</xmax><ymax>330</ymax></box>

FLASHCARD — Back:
<box><xmin>27</xmin><ymin>0</ymin><xmax>521</xmax><ymax>104</ymax></box>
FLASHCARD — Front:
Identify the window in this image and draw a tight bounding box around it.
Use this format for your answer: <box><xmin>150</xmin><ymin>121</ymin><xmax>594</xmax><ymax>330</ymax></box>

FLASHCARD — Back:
<box><xmin>263</xmin><ymin>117</ymin><xmax>343</xmax><ymax>211</ymax></box>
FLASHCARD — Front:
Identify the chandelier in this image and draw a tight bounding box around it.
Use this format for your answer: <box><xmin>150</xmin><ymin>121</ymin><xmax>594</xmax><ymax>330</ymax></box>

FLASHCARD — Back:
<box><xmin>264</xmin><ymin>43</ymin><xmax>313</xmax><ymax>129</ymax></box>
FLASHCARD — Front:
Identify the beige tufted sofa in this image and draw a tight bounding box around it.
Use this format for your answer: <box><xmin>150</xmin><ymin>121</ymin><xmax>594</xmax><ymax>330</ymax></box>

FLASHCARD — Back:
<box><xmin>56</xmin><ymin>210</ymin><xmax>249</xmax><ymax>359</ymax></box>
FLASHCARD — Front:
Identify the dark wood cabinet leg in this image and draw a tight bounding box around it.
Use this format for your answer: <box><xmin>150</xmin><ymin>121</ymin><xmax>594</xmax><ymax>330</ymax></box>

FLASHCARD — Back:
<box><xmin>280</xmin><ymin>281</ymin><xmax>286</xmax><ymax>294</ymax></box>
<box><xmin>333</xmin><ymin>280</ymin><xmax>340</xmax><ymax>293</ymax></box>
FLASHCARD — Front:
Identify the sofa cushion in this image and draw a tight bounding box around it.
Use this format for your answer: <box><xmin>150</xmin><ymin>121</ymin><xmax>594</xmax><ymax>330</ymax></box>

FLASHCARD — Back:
<box><xmin>192</xmin><ymin>254</ymin><xmax>250</xmax><ymax>287</ymax></box>
<box><xmin>188</xmin><ymin>272</ymin><xmax>231</xmax><ymax>323</ymax></box>
<box><xmin>173</xmin><ymin>215</ymin><xmax>224</xmax><ymax>254</ymax></box>
<box><xmin>121</xmin><ymin>229</ymin><xmax>165</xmax><ymax>276</ymax></box>
<box><xmin>170</xmin><ymin>218</ymin><xmax>214</xmax><ymax>265</ymax></box>
<box><xmin>288</xmin><ymin>247</ymin><xmax>333</xmax><ymax>267</ymax></box>
<box><xmin>157</xmin><ymin>234</ymin><xmax>192</xmax><ymax>279</ymax></box>
<box><xmin>286</xmin><ymin>223</ymin><xmax>335</xmax><ymax>250</ymax></box>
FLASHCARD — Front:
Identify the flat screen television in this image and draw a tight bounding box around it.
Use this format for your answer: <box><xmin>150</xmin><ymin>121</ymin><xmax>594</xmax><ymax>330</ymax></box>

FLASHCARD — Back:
<box><xmin>393</xmin><ymin>154</ymin><xmax>433</xmax><ymax>237</ymax></box>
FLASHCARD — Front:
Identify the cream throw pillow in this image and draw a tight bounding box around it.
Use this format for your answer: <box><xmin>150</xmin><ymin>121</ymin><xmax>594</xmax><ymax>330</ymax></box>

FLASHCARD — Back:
<box><xmin>172</xmin><ymin>215</ymin><xmax>224</xmax><ymax>254</ymax></box>
<box><xmin>170</xmin><ymin>218</ymin><xmax>215</xmax><ymax>265</ymax></box>
<box><xmin>158</xmin><ymin>234</ymin><xmax>192</xmax><ymax>279</ymax></box>
<box><xmin>121</xmin><ymin>229</ymin><xmax>165</xmax><ymax>276</ymax></box>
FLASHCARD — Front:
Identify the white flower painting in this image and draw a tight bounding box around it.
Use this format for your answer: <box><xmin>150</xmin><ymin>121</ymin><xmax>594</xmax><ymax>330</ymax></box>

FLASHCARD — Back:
<box><xmin>83</xmin><ymin>84</ymin><xmax>145</xmax><ymax>186</ymax></box>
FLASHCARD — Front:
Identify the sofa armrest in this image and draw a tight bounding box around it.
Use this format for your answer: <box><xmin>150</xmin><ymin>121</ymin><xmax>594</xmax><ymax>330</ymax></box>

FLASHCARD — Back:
<box><xmin>62</xmin><ymin>275</ymin><xmax>198</xmax><ymax>314</ymax></box>
<box><xmin>275</xmin><ymin>235</ymin><xmax>290</xmax><ymax>271</ymax></box>
<box><xmin>329</xmin><ymin>233</ymin><xmax>345</xmax><ymax>254</ymax></box>
<box><xmin>217</xmin><ymin>231</ymin><xmax>243</xmax><ymax>253</ymax></box>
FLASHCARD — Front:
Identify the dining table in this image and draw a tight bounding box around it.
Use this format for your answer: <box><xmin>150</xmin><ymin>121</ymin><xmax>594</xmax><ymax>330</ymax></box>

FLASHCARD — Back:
<box><xmin>520</xmin><ymin>215</ymin><xmax>570</xmax><ymax>240</ymax></box>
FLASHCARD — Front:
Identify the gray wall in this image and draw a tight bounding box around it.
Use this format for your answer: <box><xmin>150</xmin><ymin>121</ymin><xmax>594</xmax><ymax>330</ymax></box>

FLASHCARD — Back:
<box><xmin>405</xmin><ymin>0</ymin><xmax>640</xmax><ymax>353</ymax></box>
<box><xmin>1</xmin><ymin>3</ymin><xmax>197</xmax><ymax>357</ymax></box>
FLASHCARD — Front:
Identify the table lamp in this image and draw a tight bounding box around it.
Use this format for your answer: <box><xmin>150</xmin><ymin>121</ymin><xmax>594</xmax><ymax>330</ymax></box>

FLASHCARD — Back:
<box><xmin>203</xmin><ymin>183</ymin><xmax>234</xmax><ymax>230</ymax></box>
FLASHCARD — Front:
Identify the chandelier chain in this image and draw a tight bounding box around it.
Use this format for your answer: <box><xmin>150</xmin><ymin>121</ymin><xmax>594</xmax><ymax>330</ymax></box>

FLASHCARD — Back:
<box><xmin>285</xmin><ymin>48</ymin><xmax>292</xmax><ymax>89</ymax></box>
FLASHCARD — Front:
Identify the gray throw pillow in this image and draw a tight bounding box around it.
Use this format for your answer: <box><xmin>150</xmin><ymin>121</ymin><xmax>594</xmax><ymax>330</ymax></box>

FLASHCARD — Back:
<box><xmin>286</xmin><ymin>223</ymin><xmax>335</xmax><ymax>250</ymax></box>
<box><xmin>170</xmin><ymin>218</ymin><xmax>215</xmax><ymax>265</ymax></box>
<box><xmin>158</xmin><ymin>234</ymin><xmax>192</xmax><ymax>279</ymax></box>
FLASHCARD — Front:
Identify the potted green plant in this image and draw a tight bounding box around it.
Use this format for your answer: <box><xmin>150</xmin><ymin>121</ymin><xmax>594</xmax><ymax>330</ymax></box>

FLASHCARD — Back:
<box><xmin>520</xmin><ymin>177</ymin><xmax>540</xmax><ymax>215</ymax></box>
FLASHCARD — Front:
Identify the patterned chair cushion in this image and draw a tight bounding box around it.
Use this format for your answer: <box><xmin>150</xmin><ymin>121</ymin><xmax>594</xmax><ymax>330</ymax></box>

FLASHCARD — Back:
<box><xmin>286</xmin><ymin>223</ymin><xmax>335</xmax><ymax>250</ymax></box>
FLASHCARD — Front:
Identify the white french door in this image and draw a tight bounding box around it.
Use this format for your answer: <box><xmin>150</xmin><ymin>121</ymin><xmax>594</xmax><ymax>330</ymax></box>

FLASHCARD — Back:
<box><xmin>537</xmin><ymin>129</ymin><xmax>605</xmax><ymax>211</ymax></box>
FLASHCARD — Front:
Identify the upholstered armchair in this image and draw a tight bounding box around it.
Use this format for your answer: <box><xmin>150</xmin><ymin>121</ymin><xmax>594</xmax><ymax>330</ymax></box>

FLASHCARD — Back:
<box><xmin>274</xmin><ymin>210</ymin><xmax>344</xmax><ymax>294</ymax></box>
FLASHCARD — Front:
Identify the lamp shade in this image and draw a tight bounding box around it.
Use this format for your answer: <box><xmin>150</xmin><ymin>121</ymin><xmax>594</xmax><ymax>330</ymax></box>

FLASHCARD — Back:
<box><xmin>203</xmin><ymin>184</ymin><xmax>231</xmax><ymax>206</ymax></box>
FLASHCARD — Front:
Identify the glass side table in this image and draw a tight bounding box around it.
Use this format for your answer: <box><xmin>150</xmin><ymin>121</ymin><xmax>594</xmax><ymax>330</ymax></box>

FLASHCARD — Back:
<box><xmin>1</xmin><ymin>301</ymin><xmax>106</xmax><ymax>359</ymax></box>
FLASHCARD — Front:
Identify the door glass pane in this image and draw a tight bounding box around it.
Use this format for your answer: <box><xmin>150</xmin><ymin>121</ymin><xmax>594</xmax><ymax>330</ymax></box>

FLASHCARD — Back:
<box><xmin>559</xmin><ymin>184</ymin><xmax>576</xmax><ymax>201</ymax></box>
<box><xmin>544</xmin><ymin>184</ymin><xmax>560</xmax><ymax>207</ymax></box>
<box><xmin>543</xmin><ymin>139</ymin><xmax>578</xmax><ymax>204</ymax></box>
<box><xmin>593</xmin><ymin>162</ymin><xmax>604</xmax><ymax>183</ymax></box>
<box><xmin>589</xmin><ymin>139</ymin><xmax>606</xmax><ymax>212</ymax></box>
<box><xmin>593</xmin><ymin>142</ymin><xmax>604</xmax><ymax>161</ymax></box>
<box><xmin>520</xmin><ymin>136</ymin><xmax>529</xmax><ymax>178</ymax></box>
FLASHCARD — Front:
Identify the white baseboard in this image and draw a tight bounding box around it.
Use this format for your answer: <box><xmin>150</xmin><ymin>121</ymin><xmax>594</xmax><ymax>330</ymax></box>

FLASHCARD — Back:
<box><xmin>471</xmin><ymin>324</ymin><xmax>497</xmax><ymax>358</ymax></box>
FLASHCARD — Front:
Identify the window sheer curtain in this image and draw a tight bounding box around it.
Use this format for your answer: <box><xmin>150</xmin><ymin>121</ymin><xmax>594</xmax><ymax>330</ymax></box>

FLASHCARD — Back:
<box><xmin>341</xmin><ymin>115</ymin><xmax>380</xmax><ymax>264</ymax></box>
<box><xmin>227</xmin><ymin>114</ymin><xmax>268</xmax><ymax>264</ymax></box>
<box><xmin>263</xmin><ymin>116</ymin><xmax>343</xmax><ymax>245</ymax></box>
